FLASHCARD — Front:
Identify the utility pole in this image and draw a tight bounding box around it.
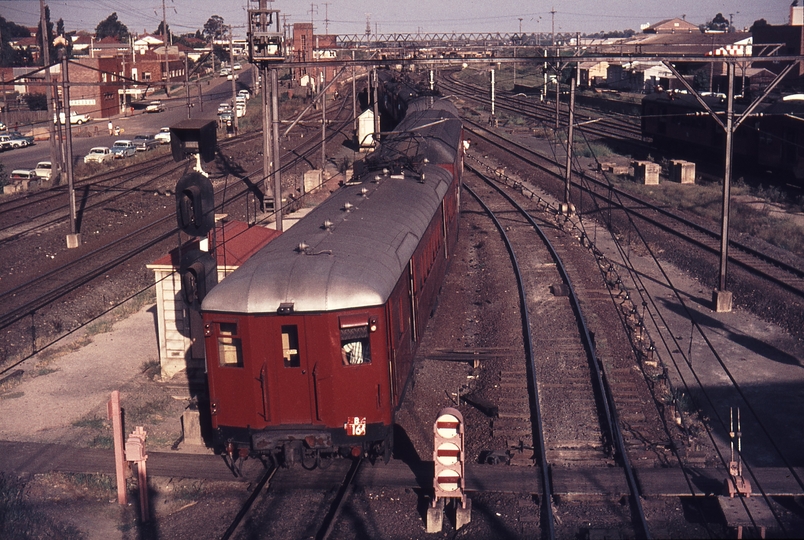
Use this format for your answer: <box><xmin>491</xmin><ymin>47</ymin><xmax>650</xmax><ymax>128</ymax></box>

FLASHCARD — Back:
<box><xmin>271</xmin><ymin>68</ymin><xmax>282</xmax><ymax>231</ymax></box>
<box><xmin>40</xmin><ymin>0</ymin><xmax>61</xmax><ymax>185</ymax></box>
<box><xmin>185</xmin><ymin>54</ymin><xmax>191</xmax><ymax>118</ymax></box>
<box><xmin>162</xmin><ymin>0</ymin><xmax>170</xmax><ymax>96</ymax></box>
<box><xmin>550</xmin><ymin>6</ymin><xmax>556</xmax><ymax>47</ymax></box>
<box><xmin>563</xmin><ymin>77</ymin><xmax>576</xmax><ymax>215</ymax></box>
<box><xmin>323</xmin><ymin>2</ymin><xmax>331</xmax><ymax>34</ymax></box>
<box><xmin>321</xmin><ymin>72</ymin><xmax>326</xmax><ymax>170</ymax></box>
<box><xmin>58</xmin><ymin>45</ymin><xmax>80</xmax><ymax>248</ymax></box>
<box><xmin>229</xmin><ymin>26</ymin><xmax>238</xmax><ymax>135</ymax></box>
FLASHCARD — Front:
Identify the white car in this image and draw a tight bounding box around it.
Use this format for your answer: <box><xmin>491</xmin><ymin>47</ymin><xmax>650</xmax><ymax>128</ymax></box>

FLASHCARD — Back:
<box><xmin>236</xmin><ymin>103</ymin><xmax>246</xmax><ymax>118</ymax></box>
<box><xmin>83</xmin><ymin>146</ymin><xmax>113</xmax><ymax>164</ymax></box>
<box><xmin>145</xmin><ymin>100</ymin><xmax>165</xmax><ymax>113</ymax></box>
<box><xmin>238</xmin><ymin>89</ymin><xmax>250</xmax><ymax>100</ymax></box>
<box><xmin>217</xmin><ymin>103</ymin><xmax>231</xmax><ymax>114</ymax></box>
<box><xmin>55</xmin><ymin>111</ymin><xmax>91</xmax><ymax>125</ymax></box>
<box><xmin>34</xmin><ymin>161</ymin><xmax>53</xmax><ymax>179</ymax></box>
<box><xmin>154</xmin><ymin>127</ymin><xmax>171</xmax><ymax>145</ymax></box>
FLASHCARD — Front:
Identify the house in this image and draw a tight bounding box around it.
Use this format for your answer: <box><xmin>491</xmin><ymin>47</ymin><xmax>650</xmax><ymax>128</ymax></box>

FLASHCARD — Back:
<box><xmin>642</xmin><ymin>18</ymin><xmax>699</xmax><ymax>34</ymax></box>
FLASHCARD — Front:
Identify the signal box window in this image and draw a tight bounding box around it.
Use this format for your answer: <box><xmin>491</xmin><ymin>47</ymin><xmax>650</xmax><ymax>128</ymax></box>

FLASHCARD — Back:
<box><xmin>341</xmin><ymin>326</ymin><xmax>371</xmax><ymax>365</ymax></box>
<box><xmin>218</xmin><ymin>322</ymin><xmax>243</xmax><ymax>367</ymax></box>
<box><xmin>282</xmin><ymin>325</ymin><xmax>300</xmax><ymax>368</ymax></box>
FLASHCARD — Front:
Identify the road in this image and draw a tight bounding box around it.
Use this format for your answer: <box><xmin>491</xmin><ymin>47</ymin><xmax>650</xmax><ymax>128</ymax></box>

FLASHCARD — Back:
<box><xmin>0</xmin><ymin>66</ymin><xmax>255</xmax><ymax>174</ymax></box>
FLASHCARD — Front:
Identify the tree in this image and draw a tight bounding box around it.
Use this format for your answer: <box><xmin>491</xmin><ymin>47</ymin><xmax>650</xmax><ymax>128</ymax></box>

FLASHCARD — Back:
<box><xmin>706</xmin><ymin>13</ymin><xmax>729</xmax><ymax>32</ymax></box>
<box><xmin>155</xmin><ymin>21</ymin><xmax>172</xmax><ymax>40</ymax></box>
<box><xmin>749</xmin><ymin>19</ymin><xmax>769</xmax><ymax>33</ymax></box>
<box><xmin>203</xmin><ymin>15</ymin><xmax>225</xmax><ymax>42</ymax></box>
<box><xmin>35</xmin><ymin>5</ymin><xmax>55</xmax><ymax>65</ymax></box>
<box><xmin>95</xmin><ymin>12</ymin><xmax>129</xmax><ymax>41</ymax></box>
<box><xmin>0</xmin><ymin>15</ymin><xmax>32</xmax><ymax>66</ymax></box>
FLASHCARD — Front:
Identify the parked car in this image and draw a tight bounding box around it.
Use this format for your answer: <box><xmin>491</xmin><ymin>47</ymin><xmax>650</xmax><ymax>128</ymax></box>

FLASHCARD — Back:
<box><xmin>227</xmin><ymin>73</ymin><xmax>238</xmax><ymax>81</ymax></box>
<box><xmin>236</xmin><ymin>103</ymin><xmax>246</xmax><ymax>118</ymax></box>
<box><xmin>110</xmin><ymin>140</ymin><xmax>137</xmax><ymax>158</ymax></box>
<box><xmin>83</xmin><ymin>147</ymin><xmax>113</xmax><ymax>164</ymax></box>
<box><xmin>154</xmin><ymin>127</ymin><xmax>171</xmax><ymax>145</ymax></box>
<box><xmin>132</xmin><ymin>134</ymin><xmax>158</xmax><ymax>152</ymax></box>
<box><xmin>217</xmin><ymin>103</ymin><xmax>231</xmax><ymax>114</ymax></box>
<box><xmin>0</xmin><ymin>133</ymin><xmax>32</xmax><ymax>149</ymax></box>
<box><xmin>6</xmin><ymin>131</ymin><xmax>34</xmax><ymax>145</ymax></box>
<box><xmin>34</xmin><ymin>161</ymin><xmax>53</xmax><ymax>179</ymax></box>
<box><xmin>10</xmin><ymin>169</ymin><xmax>36</xmax><ymax>182</ymax></box>
<box><xmin>220</xmin><ymin>68</ymin><xmax>231</xmax><ymax>77</ymax></box>
<box><xmin>0</xmin><ymin>121</ymin><xmax>6</xmax><ymax>131</ymax></box>
<box><xmin>55</xmin><ymin>111</ymin><xmax>91</xmax><ymax>125</ymax></box>
<box><xmin>219</xmin><ymin>110</ymin><xmax>234</xmax><ymax>124</ymax></box>
<box><xmin>233</xmin><ymin>63</ymin><xmax>242</xmax><ymax>70</ymax></box>
<box><xmin>238</xmin><ymin>89</ymin><xmax>250</xmax><ymax>100</ymax></box>
<box><xmin>145</xmin><ymin>100</ymin><xmax>165</xmax><ymax>113</ymax></box>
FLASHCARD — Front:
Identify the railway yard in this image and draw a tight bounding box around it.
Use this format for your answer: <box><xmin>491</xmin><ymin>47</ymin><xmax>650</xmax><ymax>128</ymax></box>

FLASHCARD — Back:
<box><xmin>1</xmin><ymin>70</ymin><xmax>804</xmax><ymax>539</ymax></box>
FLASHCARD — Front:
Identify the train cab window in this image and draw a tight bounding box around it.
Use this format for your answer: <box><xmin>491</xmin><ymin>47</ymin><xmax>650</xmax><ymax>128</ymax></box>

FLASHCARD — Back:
<box><xmin>340</xmin><ymin>326</ymin><xmax>371</xmax><ymax>365</ymax></box>
<box><xmin>281</xmin><ymin>325</ymin><xmax>300</xmax><ymax>368</ymax></box>
<box><xmin>217</xmin><ymin>322</ymin><xmax>243</xmax><ymax>367</ymax></box>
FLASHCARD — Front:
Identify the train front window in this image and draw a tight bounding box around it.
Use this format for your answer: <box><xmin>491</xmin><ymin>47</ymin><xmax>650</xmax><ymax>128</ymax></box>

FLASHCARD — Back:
<box><xmin>217</xmin><ymin>322</ymin><xmax>243</xmax><ymax>367</ymax></box>
<box><xmin>340</xmin><ymin>326</ymin><xmax>371</xmax><ymax>365</ymax></box>
<box><xmin>282</xmin><ymin>325</ymin><xmax>300</xmax><ymax>368</ymax></box>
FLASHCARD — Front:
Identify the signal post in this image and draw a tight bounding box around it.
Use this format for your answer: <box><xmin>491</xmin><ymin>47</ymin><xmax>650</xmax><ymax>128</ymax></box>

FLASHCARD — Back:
<box><xmin>427</xmin><ymin>407</ymin><xmax>472</xmax><ymax>533</ymax></box>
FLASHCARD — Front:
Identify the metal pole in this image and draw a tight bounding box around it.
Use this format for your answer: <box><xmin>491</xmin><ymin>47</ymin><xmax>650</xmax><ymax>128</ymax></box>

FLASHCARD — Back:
<box><xmin>185</xmin><ymin>54</ymin><xmax>190</xmax><ymax>118</ymax></box>
<box><xmin>372</xmin><ymin>68</ymin><xmax>380</xmax><ymax>141</ymax></box>
<box><xmin>61</xmin><ymin>55</ymin><xmax>79</xmax><ymax>245</ymax></box>
<box><xmin>564</xmin><ymin>77</ymin><xmax>575</xmax><ymax>210</ymax></box>
<box><xmin>162</xmin><ymin>0</ymin><xmax>169</xmax><ymax>96</ymax></box>
<box><xmin>352</xmin><ymin>50</ymin><xmax>357</xmax><ymax>133</ymax></box>
<box><xmin>263</xmin><ymin>65</ymin><xmax>272</xmax><ymax>214</ymax></box>
<box><xmin>40</xmin><ymin>0</ymin><xmax>61</xmax><ymax>185</ymax></box>
<box><xmin>230</xmin><ymin>27</ymin><xmax>238</xmax><ymax>135</ymax></box>
<box><xmin>718</xmin><ymin>63</ymin><xmax>735</xmax><ymax>294</ymax></box>
<box><xmin>321</xmin><ymin>72</ymin><xmax>327</xmax><ymax>170</ymax></box>
<box><xmin>271</xmin><ymin>68</ymin><xmax>283</xmax><ymax>231</ymax></box>
<box><xmin>490</xmin><ymin>68</ymin><xmax>495</xmax><ymax>118</ymax></box>
<box><xmin>555</xmin><ymin>74</ymin><xmax>560</xmax><ymax>129</ymax></box>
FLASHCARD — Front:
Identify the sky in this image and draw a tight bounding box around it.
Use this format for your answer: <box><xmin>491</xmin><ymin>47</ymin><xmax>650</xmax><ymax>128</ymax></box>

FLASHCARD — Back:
<box><xmin>0</xmin><ymin>0</ymin><xmax>792</xmax><ymax>39</ymax></box>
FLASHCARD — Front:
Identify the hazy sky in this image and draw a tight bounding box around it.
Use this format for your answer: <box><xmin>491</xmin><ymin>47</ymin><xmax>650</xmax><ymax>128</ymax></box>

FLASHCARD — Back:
<box><xmin>0</xmin><ymin>0</ymin><xmax>791</xmax><ymax>38</ymax></box>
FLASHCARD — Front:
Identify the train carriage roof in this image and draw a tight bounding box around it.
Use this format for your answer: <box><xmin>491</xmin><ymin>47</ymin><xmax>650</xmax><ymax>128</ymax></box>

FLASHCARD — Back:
<box><xmin>202</xmin><ymin>163</ymin><xmax>455</xmax><ymax>315</ymax></box>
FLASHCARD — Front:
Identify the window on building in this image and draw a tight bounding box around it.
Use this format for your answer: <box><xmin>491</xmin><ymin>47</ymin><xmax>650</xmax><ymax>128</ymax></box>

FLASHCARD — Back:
<box><xmin>143</xmin><ymin>72</ymin><xmax>151</xmax><ymax>81</ymax></box>
<box><xmin>217</xmin><ymin>322</ymin><xmax>243</xmax><ymax>367</ymax></box>
<box><xmin>281</xmin><ymin>325</ymin><xmax>300</xmax><ymax>367</ymax></box>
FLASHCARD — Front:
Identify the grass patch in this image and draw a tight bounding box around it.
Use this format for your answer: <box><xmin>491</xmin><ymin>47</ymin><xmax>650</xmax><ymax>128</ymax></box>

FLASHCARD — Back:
<box><xmin>66</xmin><ymin>473</ymin><xmax>116</xmax><ymax>496</ymax></box>
<box><xmin>140</xmin><ymin>358</ymin><xmax>161</xmax><ymax>379</ymax></box>
<box><xmin>0</xmin><ymin>474</ymin><xmax>82</xmax><ymax>539</ymax></box>
<box><xmin>72</xmin><ymin>417</ymin><xmax>107</xmax><ymax>430</ymax></box>
<box><xmin>126</xmin><ymin>396</ymin><xmax>174</xmax><ymax>426</ymax></box>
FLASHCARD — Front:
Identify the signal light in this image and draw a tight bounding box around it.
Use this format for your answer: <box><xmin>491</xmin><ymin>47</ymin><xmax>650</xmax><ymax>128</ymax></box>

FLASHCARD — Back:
<box><xmin>176</xmin><ymin>172</ymin><xmax>214</xmax><ymax>237</ymax></box>
<box><xmin>179</xmin><ymin>249</ymin><xmax>217</xmax><ymax>310</ymax></box>
<box><xmin>427</xmin><ymin>407</ymin><xmax>471</xmax><ymax>533</ymax></box>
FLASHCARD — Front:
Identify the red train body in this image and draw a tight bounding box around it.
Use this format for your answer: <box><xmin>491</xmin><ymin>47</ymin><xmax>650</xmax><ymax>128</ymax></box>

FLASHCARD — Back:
<box><xmin>201</xmin><ymin>98</ymin><xmax>464</xmax><ymax>466</ymax></box>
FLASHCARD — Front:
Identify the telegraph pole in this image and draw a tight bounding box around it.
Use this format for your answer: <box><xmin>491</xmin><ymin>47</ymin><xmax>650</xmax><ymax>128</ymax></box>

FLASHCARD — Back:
<box><xmin>563</xmin><ymin>77</ymin><xmax>576</xmax><ymax>215</ymax></box>
<box><xmin>229</xmin><ymin>26</ymin><xmax>238</xmax><ymax>135</ymax></box>
<box><xmin>162</xmin><ymin>0</ymin><xmax>170</xmax><ymax>96</ymax></box>
<box><xmin>40</xmin><ymin>0</ymin><xmax>61</xmax><ymax>185</ymax></box>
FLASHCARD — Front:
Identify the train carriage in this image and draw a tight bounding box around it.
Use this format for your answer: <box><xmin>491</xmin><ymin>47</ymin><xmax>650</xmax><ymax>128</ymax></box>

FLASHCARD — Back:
<box><xmin>201</xmin><ymin>98</ymin><xmax>463</xmax><ymax>467</ymax></box>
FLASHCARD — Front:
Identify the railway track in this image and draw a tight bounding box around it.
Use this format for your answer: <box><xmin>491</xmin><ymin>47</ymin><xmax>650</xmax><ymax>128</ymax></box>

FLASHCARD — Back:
<box><xmin>461</xmin><ymin>116</ymin><xmax>804</xmax><ymax>299</ymax></box>
<box><xmin>0</xmin><ymin>97</ymin><xmax>357</xmax><ymax>372</ymax></box>
<box><xmin>463</xmin><ymin>166</ymin><xmax>651</xmax><ymax>538</ymax></box>
<box><xmin>223</xmin><ymin>459</ymin><xmax>362</xmax><ymax>540</ymax></box>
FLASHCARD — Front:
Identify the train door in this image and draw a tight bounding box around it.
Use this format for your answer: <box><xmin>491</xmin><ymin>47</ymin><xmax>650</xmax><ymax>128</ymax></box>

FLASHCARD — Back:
<box><xmin>269</xmin><ymin>319</ymin><xmax>314</xmax><ymax>425</ymax></box>
<box><xmin>205</xmin><ymin>318</ymin><xmax>256</xmax><ymax>428</ymax></box>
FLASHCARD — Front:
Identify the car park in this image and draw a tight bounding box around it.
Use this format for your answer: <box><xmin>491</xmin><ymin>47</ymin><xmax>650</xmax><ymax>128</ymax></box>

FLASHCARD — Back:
<box><xmin>110</xmin><ymin>140</ymin><xmax>137</xmax><ymax>158</ymax></box>
<box><xmin>34</xmin><ymin>161</ymin><xmax>53</xmax><ymax>179</ymax></box>
<box><xmin>154</xmin><ymin>127</ymin><xmax>171</xmax><ymax>145</ymax></box>
<box><xmin>132</xmin><ymin>134</ymin><xmax>158</xmax><ymax>152</ymax></box>
<box><xmin>83</xmin><ymin>147</ymin><xmax>113</xmax><ymax>164</ymax></box>
<box><xmin>145</xmin><ymin>100</ymin><xmax>165</xmax><ymax>113</ymax></box>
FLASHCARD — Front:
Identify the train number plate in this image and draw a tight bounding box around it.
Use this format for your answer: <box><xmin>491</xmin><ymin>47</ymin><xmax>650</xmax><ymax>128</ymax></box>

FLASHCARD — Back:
<box><xmin>344</xmin><ymin>416</ymin><xmax>366</xmax><ymax>436</ymax></box>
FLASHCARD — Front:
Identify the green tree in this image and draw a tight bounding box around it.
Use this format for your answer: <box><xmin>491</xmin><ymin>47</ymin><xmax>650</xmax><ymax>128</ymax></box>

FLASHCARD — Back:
<box><xmin>95</xmin><ymin>13</ymin><xmax>129</xmax><ymax>41</ymax></box>
<box><xmin>0</xmin><ymin>15</ymin><xmax>32</xmax><ymax>66</ymax></box>
<box><xmin>707</xmin><ymin>13</ymin><xmax>730</xmax><ymax>32</ymax></box>
<box><xmin>203</xmin><ymin>15</ymin><xmax>225</xmax><ymax>42</ymax></box>
<box><xmin>35</xmin><ymin>5</ymin><xmax>56</xmax><ymax>65</ymax></box>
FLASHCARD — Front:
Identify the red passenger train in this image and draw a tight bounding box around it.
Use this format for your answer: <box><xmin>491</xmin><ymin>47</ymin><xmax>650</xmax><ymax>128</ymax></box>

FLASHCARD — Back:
<box><xmin>201</xmin><ymin>97</ymin><xmax>464</xmax><ymax>467</ymax></box>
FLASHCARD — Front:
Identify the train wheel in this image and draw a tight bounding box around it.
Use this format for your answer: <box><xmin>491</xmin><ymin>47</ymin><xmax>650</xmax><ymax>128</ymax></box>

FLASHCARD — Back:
<box><xmin>301</xmin><ymin>448</ymin><xmax>317</xmax><ymax>470</ymax></box>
